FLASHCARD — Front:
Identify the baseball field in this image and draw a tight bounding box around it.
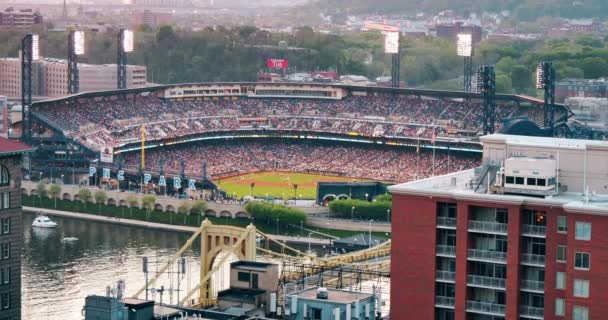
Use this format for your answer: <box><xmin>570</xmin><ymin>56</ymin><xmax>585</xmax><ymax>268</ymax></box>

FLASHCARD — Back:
<box><xmin>215</xmin><ymin>172</ymin><xmax>367</xmax><ymax>199</ymax></box>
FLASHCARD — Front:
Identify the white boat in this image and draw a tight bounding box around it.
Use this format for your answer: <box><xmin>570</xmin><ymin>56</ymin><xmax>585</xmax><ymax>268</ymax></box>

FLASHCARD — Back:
<box><xmin>32</xmin><ymin>215</ymin><xmax>57</xmax><ymax>228</ymax></box>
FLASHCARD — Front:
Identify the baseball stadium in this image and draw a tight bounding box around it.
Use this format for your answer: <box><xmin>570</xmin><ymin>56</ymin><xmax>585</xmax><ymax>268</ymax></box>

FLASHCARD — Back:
<box><xmin>25</xmin><ymin>82</ymin><xmax>572</xmax><ymax>202</ymax></box>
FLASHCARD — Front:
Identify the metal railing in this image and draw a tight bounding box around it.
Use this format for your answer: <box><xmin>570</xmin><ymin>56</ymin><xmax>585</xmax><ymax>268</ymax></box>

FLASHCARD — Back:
<box><xmin>468</xmin><ymin>249</ymin><xmax>507</xmax><ymax>263</ymax></box>
<box><xmin>466</xmin><ymin>300</ymin><xmax>506</xmax><ymax>316</ymax></box>
<box><xmin>522</xmin><ymin>224</ymin><xmax>546</xmax><ymax>237</ymax></box>
<box><xmin>519</xmin><ymin>305</ymin><xmax>544</xmax><ymax>318</ymax></box>
<box><xmin>437</xmin><ymin>216</ymin><xmax>457</xmax><ymax>228</ymax></box>
<box><xmin>468</xmin><ymin>220</ymin><xmax>508</xmax><ymax>234</ymax></box>
<box><xmin>437</xmin><ymin>245</ymin><xmax>456</xmax><ymax>257</ymax></box>
<box><xmin>521</xmin><ymin>253</ymin><xmax>546</xmax><ymax>267</ymax></box>
<box><xmin>467</xmin><ymin>274</ymin><xmax>506</xmax><ymax>289</ymax></box>
<box><xmin>520</xmin><ymin>279</ymin><xmax>544</xmax><ymax>292</ymax></box>
<box><xmin>436</xmin><ymin>270</ymin><xmax>456</xmax><ymax>282</ymax></box>
<box><xmin>435</xmin><ymin>296</ymin><xmax>455</xmax><ymax>308</ymax></box>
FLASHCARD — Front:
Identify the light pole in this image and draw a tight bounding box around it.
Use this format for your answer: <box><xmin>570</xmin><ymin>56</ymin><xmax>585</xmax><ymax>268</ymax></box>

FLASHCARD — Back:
<box><xmin>300</xmin><ymin>221</ymin><xmax>303</xmax><ymax>237</ymax></box>
<box><xmin>61</xmin><ymin>174</ymin><xmax>64</xmax><ymax>184</ymax></box>
<box><xmin>365</xmin><ymin>193</ymin><xmax>369</xmax><ymax>202</ymax></box>
<box><xmin>351</xmin><ymin>206</ymin><xmax>355</xmax><ymax>221</ymax></box>
<box><xmin>387</xmin><ymin>209</ymin><xmax>391</xmax><ymax>222</ymax></box>
<box><xmin>276</xmin><ymin>218</ymin><xmax>279</xmax><ymax>235</ymax></box>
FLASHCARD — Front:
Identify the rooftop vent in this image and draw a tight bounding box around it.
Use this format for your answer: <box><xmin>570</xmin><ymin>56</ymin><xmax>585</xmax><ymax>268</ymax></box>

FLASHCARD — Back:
<box><xmin>317</xmin><ymin>287</ymin><xmax>328</xmax><ymax>300</ymax></box>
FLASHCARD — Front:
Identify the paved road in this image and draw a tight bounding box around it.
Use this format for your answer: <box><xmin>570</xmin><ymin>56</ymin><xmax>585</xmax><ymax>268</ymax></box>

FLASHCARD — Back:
<box><xmin>307</xmin><ymin>216</ymin><xmax>391</xmax><ymax>233</ymax></box>
<box><xmin>24</xmin><ymin>207</ymin><xmax>331</xmax><ymax>245</ymax></box>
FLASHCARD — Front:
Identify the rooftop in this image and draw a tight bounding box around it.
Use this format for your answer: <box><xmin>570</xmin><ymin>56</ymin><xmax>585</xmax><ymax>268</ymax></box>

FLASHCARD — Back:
<box><xmin>0</xmin><ymin>137</ymin><xmax>33</xmax><ymax>156</ymax></box>
<box><xmin>480</xmin><ymin>134</ymin><xmax>608</xmax><ymax>151</ymax></box>
<box><xmin>231</xmin><ymin>260</ymin><xmax>276</xmax><ymax>269</ymax></box>
<box><xmin>294</xmin><ymin>288</ymin><xmax>373</xmax><ymax>305</ymax></box>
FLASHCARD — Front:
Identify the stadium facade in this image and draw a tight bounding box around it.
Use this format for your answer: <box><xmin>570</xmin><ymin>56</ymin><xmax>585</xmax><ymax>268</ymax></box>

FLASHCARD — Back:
<box><xmin>389</xmin><ymin>134</ymin><xmax>608</xmax><ymax>320</ymax></box>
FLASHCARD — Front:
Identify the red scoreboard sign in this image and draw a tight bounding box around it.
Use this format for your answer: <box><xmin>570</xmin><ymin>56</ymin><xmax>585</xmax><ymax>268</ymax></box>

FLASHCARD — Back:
<box><xmin>266</xmin><ymin>58</ymin><xmax>289</xmax><ymax>69</ymax></box>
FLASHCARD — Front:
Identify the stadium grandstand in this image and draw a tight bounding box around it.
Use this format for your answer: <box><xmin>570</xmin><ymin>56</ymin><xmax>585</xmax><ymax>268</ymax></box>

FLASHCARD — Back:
<box><xmin>25</xmin><ymin>82</ymin><xmax>572</xmax><ymax>196</ymax></box>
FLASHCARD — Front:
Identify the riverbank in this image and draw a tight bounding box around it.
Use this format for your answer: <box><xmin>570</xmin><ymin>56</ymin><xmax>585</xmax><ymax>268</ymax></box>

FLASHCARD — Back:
<box><xmin>25</xmin><ymin>207</ymin><xmax>332</xmax><ymax>246</ymax></box>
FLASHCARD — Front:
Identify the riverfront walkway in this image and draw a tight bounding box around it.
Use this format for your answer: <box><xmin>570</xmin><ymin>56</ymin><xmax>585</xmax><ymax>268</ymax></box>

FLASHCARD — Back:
<box><xmin>24</xmin><ymin>206</ymin><xmax>332</xmax><ymax>246</ymax></box>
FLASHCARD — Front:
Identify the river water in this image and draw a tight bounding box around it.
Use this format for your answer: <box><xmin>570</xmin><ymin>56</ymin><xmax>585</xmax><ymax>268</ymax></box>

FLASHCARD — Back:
<box><xmin>21</xmin><ymin>212</ymin><xmax>388</xmax><ymax>319</ymax></box>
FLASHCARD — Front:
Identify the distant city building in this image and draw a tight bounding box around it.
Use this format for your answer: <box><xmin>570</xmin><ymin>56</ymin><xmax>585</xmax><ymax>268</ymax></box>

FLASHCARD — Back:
<box><xmin>132</xmin><ymin>0</ymin><xmax>193</xmax><ymax>6</ymax></box>
<box><xmin>285</xmin><ymin>287</ymin><xmax>376</xmax><ymax>320</ymax></box>
<box><xmin>435</xmin><ymin>22</ymin><xmax>482</xmax><ymax>44</ymax></box>
<box><xmin>0</xmin><ymin>57</ymin><xmax>148</xmax><ymax>98</ymax></box>
<box><xmin>133</xmin><ymin>10</ymin><xmax>173</xmax><ymax>27</ymax></box>
<box><xmin>0</xmin><ymin>96</ymin><xmax>7</xmax><ymax>135</ymax></box>
<box><xmin>0</xmin><ymin>137</ymin><xmax>33</xmax><ymax>320</ymax></box>
<box><xmin>556</xmin><ymin>79</ymin><xmax>608</xmax><ymax>102</ymax></box>
<box><xmin>0</xmin><ymin>7</ymin><xmax>43</xmax><ymax>26</ymax></box>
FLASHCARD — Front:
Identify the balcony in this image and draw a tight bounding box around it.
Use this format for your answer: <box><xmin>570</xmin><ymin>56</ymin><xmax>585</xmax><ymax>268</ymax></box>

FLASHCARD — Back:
<box><xmin>521</xmin><ymin>253</ymin><xmax>545</xmax><ymax>267</ymax></box>
<box><xmin>467</xmin><ymin>249</ymin><xmax>507</xmax><ymax>263</ymax></box>
<box><xmin>436</xmin><ymin>270</ymin><xmax>456</xmax><ymax>283</ymax></box>
<box><xmin>435</xmin><ymin>296</ymin><xmax>455</xmax><ymax>309</ymax></box>
<box><xmin>466</xmin><ymin>300</ymin><xmax>506</xmax><ymax>316</ymax></box>
<box><xmin>519</xmin><ymin>305</ymin><xmax>544</xmax><ymax>319</ymax></box>
<box><xmin>522</xmin><ymin>224</ymin><xmax>546</xmax><ymax>237</ymax></box>
<box><xmin>436</xmin><ymin>245</ymin><xmax>456</xmax><ymax>257</ymax></box>
<box><xmin>437</xmin><ymin>216</ymin><xmax>457</xmax><ymax>229</ymax></box>
<box><xmin>520</xmin><ymin>279</ymin><xmax>544</xmax><ymax>293</ymax></box>
<box><xmin>468</xmin><ymin>220</ymin><xmax>508</xmax><ymax>235</ymax></box>
<box><xmin>467</xmin><ymin>275</ymin><xmax>506</xmax><ymax>290</ymax></box>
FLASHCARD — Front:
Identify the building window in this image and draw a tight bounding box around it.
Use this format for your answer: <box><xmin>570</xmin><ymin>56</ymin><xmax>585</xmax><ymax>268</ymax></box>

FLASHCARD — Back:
<box><xmin>0</xmin><ymin>166</ymin><xmax>8</xmax><ymax>187</ymax></box>
<box><xmin>555</xmin><ymin>298</ymin><xmax>565</xmax><ymax>316</ymax></box>
<box><xmin>557</xmin><ymin>216</ymin><xmax>567</xmax><ymax>233</ymax></box>
<box><xmin>556</xmin><ymin>272</ymin><xmax>565</xmax><ymax>290</ymax></box>
<box><xmin>573</xmin><ymin>279</ymin><xmax>590</xmax><ymax>298</ymax></box>
<box><xmin>515</xmin><ymin>177</ymin><xmax>525</xmax><ymax>185</ymax></box>
<box><xmin>0</xmin><ymin>243</ymin><xmax>9</xmax><ymax>260</ymax></box>
<box><xmin>237</xmin><ymin>272</ymin><xmax>250</xmax><ymax>282</ymax></box>
<box><xmin>575</xmin><ymin>252</ymin><xmax>590</xmax><ymax>270</ymax></box>
<box><xmin>0</xmin><ymin>218</ymin><xmax>7</xmax><ymax>235</ymax></box>
<box><xmin>0</xmin><ymin>292</ymin><xmax>8</xmax><ymax>309</ymax></box>
<box><xmin>573</xmin><ymin>306</ymin><xmax>589</xmax><ymax>320</ymax></box>
<box><xmin>575</xmin><ymin>222</ymin><xmax>591</xmax><ymax>241</ymax></box>
<box><xmin>556</xmin><ymin>245</ymin><xmax>566</xmax><ymax>263</ymax></box>
<box><xmin>1</xmin><ymin>268</ymin><xmax>8</xmax><ymax>285</ymax></box>
<box><xmin>0</xmin><ymin>193</ymin><xmax>8</xmax><ymax>210</ymax></box>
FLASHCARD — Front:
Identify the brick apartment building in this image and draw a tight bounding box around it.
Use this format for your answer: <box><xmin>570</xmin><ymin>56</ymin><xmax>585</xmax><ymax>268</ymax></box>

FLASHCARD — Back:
<box><xmin>389</xmin><ymin>134</ymin><xmax>608</xmax><ymax>320</ymax></box>
<box><xmin>0</xmin><ymin>137</ymin><xmax>32</xmax><ymax>320</ymax></box>
<box><xmin>0</xmin><ymin>57</ymin><xmax>148</xmax><ymax>98</ymax></box>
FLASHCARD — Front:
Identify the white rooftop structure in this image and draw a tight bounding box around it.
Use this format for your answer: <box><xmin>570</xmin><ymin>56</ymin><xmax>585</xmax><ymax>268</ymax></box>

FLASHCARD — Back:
<box><xmin>389</xmin><ymin>134</ymin><xmax>608</xmax><ymax>214</ymax></box>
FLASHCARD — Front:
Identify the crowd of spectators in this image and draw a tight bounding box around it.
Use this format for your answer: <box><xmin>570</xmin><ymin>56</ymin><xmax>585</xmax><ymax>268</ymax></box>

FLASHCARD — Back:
<box><xmin>33</xmin><ymin>93</ymin><xmax>559</xmax><ymax>150</ymax></box>
<box><xmin>121</xmin><ymin>140</ymin><xmax>480</xmax><ymax>182</ymax></box>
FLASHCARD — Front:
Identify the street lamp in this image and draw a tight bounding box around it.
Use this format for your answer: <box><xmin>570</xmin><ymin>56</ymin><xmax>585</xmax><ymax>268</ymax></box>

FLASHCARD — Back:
<box><xmin>300</xmin><ymin>220</ymin><xmax>303</xmax><ymax>237</ymax></box>
<box><xmin>308</xmin><ymin>232</ymin><xmax>313</xmax><ymax>254</ymax></box>
<box><xmin>365</xmin><ymin>193</ymin><xmax>369</xmax><ymax>201</ymax></box>
<box><xmin>387</xmin><ymin>209</ymin><xmax>391</xmax><ymax>222</ymax></box>
<box><xmin>351</xmin><ymin>206</ymin><xmax>355</xmax><ymax>221</ymax></box>
<box><xmin>61</xmin><ymin>174</ymin><xmax>64</xmax><ymax>184</ymax></box>
<box><xmin>276</xmin><ymin>218</ymin><xmax>279</xmax><ymax>235</ymax></box>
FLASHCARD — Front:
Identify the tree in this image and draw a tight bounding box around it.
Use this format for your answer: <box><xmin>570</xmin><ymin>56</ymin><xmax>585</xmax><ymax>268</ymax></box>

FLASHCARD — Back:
<box><xmin>191</xmin><ymin>200</ymin><xmax>208</xmax><ymax>226</ymax></box>
<box><xmin>78</xmin><ymin>188</ymin><xmax>92</xmax><ymax>209</ymax></box>
<box><xmin>178</xmin><ymin>201</ymin><xmax>191</xmax><ymax>225</ymax></box>
<box><xmin>141</xmin><ymin>194</ymin><xmax>156</xmax><ymax>221</ymax></box>
<box><xmin>94</xmin><ymin>190</ymin><xmax>108</xmax><ymax>215</ymax></box>
<box><xmin>126</xmin><ymin>194</ymin><xmax>139</xmax><ymax>217</ymax></box>
<box><xmin>49</xmin><ymin>184</ymin><xmax>61</xmax><ymax>209</ymax></box>
<box><xmin>580</xmin><ymin>57</ymin><xmax>608</xmax><ymax>79</ymax></box>
<box><xmin>36</xmin><ymin>181</ymin><xmax>47</xmax><ymax>199</ymax></box>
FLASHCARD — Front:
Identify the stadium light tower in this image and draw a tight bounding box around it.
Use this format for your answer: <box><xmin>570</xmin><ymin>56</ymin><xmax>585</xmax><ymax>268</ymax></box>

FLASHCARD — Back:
<box><xmin>457</xmin><ymin>33</ymin><xmax>474</xmax><ymax>93</ymax></box>
<box><xmin>68</xmin><ymin>30</ymin><xmax>85</xmax><ymax>94</ymax></box>
<box><xmin>536</xmin><ymin>61</ymin><xmax>556</xmax><ymax>136</ymax></box>
<box><xmin>476</xmin><ymin>65</ymin><xmax>496</xmax><ymax>135</ymax></box>
<box><xmin>384</xmin><ymin>32</ymin><xmax>400</xmax><ymax>88</ymax></box>
<box><xmin>117</xmin><ymin>29</ymin><xmax>134</xmax><ymax>89</ymax></box>
<box><xmin>21</xmin><ymin>33</ymin><xmax>39</xmax><ymax>143</ymax></box>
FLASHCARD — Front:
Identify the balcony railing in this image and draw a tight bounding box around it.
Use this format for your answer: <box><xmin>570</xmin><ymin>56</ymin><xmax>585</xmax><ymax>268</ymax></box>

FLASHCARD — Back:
<box><xmin>468</xmin><ymin>249</ymin><xmax>507</xmax><ymax>263</ymax></box>
<box><xmin>522</xmin><ymin>224</ymin><xmax>546</xmax><ymax>237</ymax></box>
<box><xmin>521</xmin><ymin>253</ymin><xmax>545</xmax><ymax>267</ymax></box>
<box><xmin>468</xmin><ymin>220</ymin><xmax>508</xmax><ymax>234</ymax></box>
<box><xmin>435</xmin><ymin>296</ymin><xmax>455</xmax><ymax>308</ymax></box>
<box><xmin>436</xmin><ymin>270</ymin><xmax>456</xmax><ymax>282</ymax></box>
<box><xmin>436</xmin><ymin>245</ymin><xmax>456</xmax><ymax>257</ymax></box>
<box><xmin>467</xmin><ymin>274</ymin><xmax>506</xmax><ymax>289</ymax></box>
<box><xmin>520</xmin><ymin>279</ymin><xmax>545</xmax><ymax>292</ymax></box>
<box><xmin>466</xmin><ymin>300</ymin><xmax>506</xmax><ymax>316</ymax></box>
<box><xmin>519</xmin><ymin>305</ymin><xmax>544</xmax><ymax>319</ymax></box>
<box><xmin>437</xmin><ymin>216</ymin><xmax>457</xmax><ymax>228</ymax></box>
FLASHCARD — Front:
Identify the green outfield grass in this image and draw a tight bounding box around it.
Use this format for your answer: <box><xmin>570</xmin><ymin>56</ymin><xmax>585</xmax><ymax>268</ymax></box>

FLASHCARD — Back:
<box><xmin>216</xmin><ymin>172</ymin><xmax>368</xmax><ymax>199</ymax></box>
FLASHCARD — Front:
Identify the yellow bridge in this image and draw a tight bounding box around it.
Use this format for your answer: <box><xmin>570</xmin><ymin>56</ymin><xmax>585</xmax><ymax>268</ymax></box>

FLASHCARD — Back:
<box><xmin>132</xmin><ymin>219</ymin><xmax>391</xmax><ymax>307</ymax></box>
